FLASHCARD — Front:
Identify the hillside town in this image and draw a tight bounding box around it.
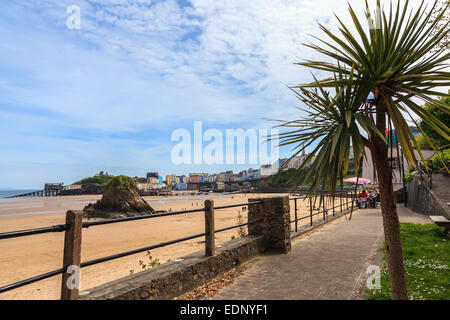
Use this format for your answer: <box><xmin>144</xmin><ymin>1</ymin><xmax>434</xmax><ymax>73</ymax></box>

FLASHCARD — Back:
<box><xmin>137</xmin><ymin>151</ymin><xmax>313</xmax><ymax>193</ymax></box>
<box><xmin>15</xmin><ymin>125</ymin><xmax>425</xmax><ymax>197</ymax></box>
<box><xmin>7</xmin><ymin>152</ymin><xmax>315</xmax><ymax>198</ymax></box>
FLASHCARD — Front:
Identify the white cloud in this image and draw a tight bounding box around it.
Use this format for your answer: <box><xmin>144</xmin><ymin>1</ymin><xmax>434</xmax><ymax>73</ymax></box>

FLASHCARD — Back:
<box><xmin>0</xmin><ymin>0</ymin><xmax>428</xmax><ymax>187</ymax></box>
<box><xmin>1</xmin><ymin>0</ymin><xmax>427</xmax><ymax>131</ymax></box>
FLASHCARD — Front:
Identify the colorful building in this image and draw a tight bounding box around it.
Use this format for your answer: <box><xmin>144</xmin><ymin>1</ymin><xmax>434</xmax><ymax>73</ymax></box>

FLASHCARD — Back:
<box><xmin>166</xmin><ymin>174</ymin><xmax>177</xmax><ymax>185</ymax></box>
<box><xmin>175</xmin><ymin>183</ymin><xmax>188</xmax><ymax>190</ymax></box>
<box><xmin>217</xmin><ymin>173</ymin><xmax>226</xmax><ymax>182</ymax></box>
<box><xmin>188</xmin><ymin>175</ymin><xmax>202</xmax><ymax>183</ymax></box>
<box><xmin>147</xmin><ymin>177</ymin><xmax>159</xmax><ymax>184</ymax></box>
<box><xmin>189</xmin><ymin>173</ymin><xmax>208</xmax><ymax>183</ymax></box>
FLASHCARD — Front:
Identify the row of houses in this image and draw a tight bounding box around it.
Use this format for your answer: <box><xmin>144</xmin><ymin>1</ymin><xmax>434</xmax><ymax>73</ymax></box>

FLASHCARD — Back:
<box><xmin>158</xmin><ymin>151</ymin><xmax>313</xmax><ymax>191</ymax></box>
<box><xmin>135</xmin><ymin>150</ymin><xmax>315</xmax><ymax>192</ymax></box>
<box><xmin>259</xmin><ymin>150</ymin><xmax>313</xmax><ymax>176</ymax></box>
<box><xmin>139</xmin><ymin>129</ymin><xmax>432</xmax><ymax>194</ymax></box>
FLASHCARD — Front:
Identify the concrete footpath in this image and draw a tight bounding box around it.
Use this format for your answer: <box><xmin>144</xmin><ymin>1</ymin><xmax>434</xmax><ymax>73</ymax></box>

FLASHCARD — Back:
<box><xmin>211</xmin><ymin>206</ymin><xmax>431</xmax><ymax>300</ymax></box>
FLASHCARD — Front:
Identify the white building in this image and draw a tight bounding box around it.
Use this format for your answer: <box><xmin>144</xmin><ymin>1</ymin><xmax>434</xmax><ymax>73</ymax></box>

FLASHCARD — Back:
<box><xmin>361</xmin><ymin>147</ymin><xmax>436</xmax><ymax>185</ymax></box>
<box><xmin>259</xmin><ymin>163</ymin><xmax>278</xmax><ymax>176</ymax></box>
<box><xmin>204</xmin><ymin>175</ymin><xmax>217</xmax><ymax>183</ymax></box>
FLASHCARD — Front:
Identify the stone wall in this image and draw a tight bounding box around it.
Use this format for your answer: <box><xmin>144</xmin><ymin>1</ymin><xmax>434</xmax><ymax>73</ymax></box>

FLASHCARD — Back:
<box><xmin>407</xmin><ymin>174</ymin><xmax>449</xmax><ymax>218</ymax></box>
<box><xmin>80</xmin><ymin>196</ymin><xmax>292</xmax><ymax>300</ymax></box>
<box><xmin>394</xmin><ymin>185</ymin><xmax>406</xmax><ymax>203</ymax></box>
<box><xmin>248</xmin><ymin>197</ymin><xmax>291</xmax><ymax>253</ymax></box>
<box><xmin>77</xmin><ymin>196</ymin><xmax>359</xmax><ymax>301</ymax></box>
<box><xmin>80</xmin><ymin>235</ymin><xmax>265</xmax><ymax>300</ymax></box>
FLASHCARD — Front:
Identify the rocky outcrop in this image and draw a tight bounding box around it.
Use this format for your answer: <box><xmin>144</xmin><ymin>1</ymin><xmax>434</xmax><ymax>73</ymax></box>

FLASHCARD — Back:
<box><xmin>83</xmin><ymin>175</ymin><xmax>155</xmax><ymax>219</ymax></box>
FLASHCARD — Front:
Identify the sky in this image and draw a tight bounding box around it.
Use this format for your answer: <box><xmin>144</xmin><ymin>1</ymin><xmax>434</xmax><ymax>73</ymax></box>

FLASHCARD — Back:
<box><xmin>0</xmin><ymin>0</ymin><xmax>427</xmax><ymax>189</ymax></box>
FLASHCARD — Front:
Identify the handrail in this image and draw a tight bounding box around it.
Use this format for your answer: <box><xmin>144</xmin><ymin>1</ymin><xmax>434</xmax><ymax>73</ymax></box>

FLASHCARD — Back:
<box><xmin>79</xmin><ymin>232</ymin><xmax>208</xmax><ymax>269</ymax></box>
<box><xmin>288</xmin><ymin>193</ymin><xmax>353</xmax><ymax>232</ymax></box>
<box><xmin>290</xmin><ymin>200</ymin><xmax>353</xmax><ymax>224</ymax></box>
<box><xmin>215</xmin><ymin>219</ymin><xmax>263</xmax><ymax>233</ymax></box>
<box><xmin>0</xmin><ymin>224</ymin><xmax>68</xmax><ymax>240</ymax></box>
<box><xmin>0</xmin><ymin>200</ymin><xmax>263</xmax><ymax>296</ymax></box>
<box><xmin>82</xmin><ymin>207</ymin><xmax>207</xmax><ymax>228</ymax></box>
<box><xmin>417</xmin><ymin>160</ymin><xmax>433</xmax><ymax>189</ymax></box>
<box><xmin>0</xmin><ymin>231</ymin><xmax>209</xmax><ymax>294</ymax></box>
<box><xmin>0</xmin><ymin>196</ymin><xmax>357</xmax><ymax>298</ymax></box>
<box><xmin>214</xmin><ymin>201</ymin><xmax>262</xmax><ymax>210</ymax></box>
<box><xmin>0</xmin><ymin>267</ymin><xmax>66</xmax><ymax>294</ymax></box>
<box><xmin>0</xmin><ymin>208</ymin><xmax>207</xmax><ymax>240</ymax></box>
<box><xmin>0</xmin><ymin>202</ymin><xmax>260</xmax><ymax>239</ymax></box>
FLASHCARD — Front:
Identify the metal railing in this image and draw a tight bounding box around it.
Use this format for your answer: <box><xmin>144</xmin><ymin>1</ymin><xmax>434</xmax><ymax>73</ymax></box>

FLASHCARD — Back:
<box><xmin>417</xmin><ymin>160</ymin><xmax>433</xmax><ymax>190</ymax></box>
<box><xmin>289</xmin><ymin>192</ymin><xmax>354</xmax><ymax>233</ymax></box>
<box><xmin>0</xmin><ymin>199</ymin><xmax>263</xmax><ymax>298</ymax></box>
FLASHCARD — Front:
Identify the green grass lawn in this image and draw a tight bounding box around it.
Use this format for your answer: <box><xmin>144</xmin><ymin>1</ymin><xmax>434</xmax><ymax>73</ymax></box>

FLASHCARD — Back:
<box><xmin>365</xmin><ymin>223</ymin><xmax>449</xmax><ymax>300</ymax></box>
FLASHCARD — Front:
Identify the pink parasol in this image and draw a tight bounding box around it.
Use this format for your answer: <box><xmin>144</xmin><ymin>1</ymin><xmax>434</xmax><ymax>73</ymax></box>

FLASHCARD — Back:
<box><xmin>343</xmin><ymin>177</ymin><xmax>377</xmax><ymax>185</ymax></box>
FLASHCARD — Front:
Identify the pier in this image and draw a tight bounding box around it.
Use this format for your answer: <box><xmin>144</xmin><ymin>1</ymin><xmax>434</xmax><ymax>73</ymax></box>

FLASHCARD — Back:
<box><xmin>5</xmin><ymin>189</ymin><xmax>61</xmax><ymax>198</ymax></box>
<box><xmin>5</xmin><ymin>182</ymin><xmax>64</xmax><ymax>199</ymax></box>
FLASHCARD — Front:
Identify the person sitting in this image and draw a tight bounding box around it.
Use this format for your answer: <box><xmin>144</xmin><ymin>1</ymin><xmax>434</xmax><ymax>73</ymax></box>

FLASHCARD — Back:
<box><xmin>357</xmin><ymin>190</ymin><xmax>368</xmax><ymax>208</ymax></box>
<box><xmin>368</xmin><ymin>190</ymin><xmax>377</xmax><ymax>208</ymax></box>
<box><xmin>374</xmin><ymin>189</ymin><xmax>380</xmax><ymax>206</ymax></box>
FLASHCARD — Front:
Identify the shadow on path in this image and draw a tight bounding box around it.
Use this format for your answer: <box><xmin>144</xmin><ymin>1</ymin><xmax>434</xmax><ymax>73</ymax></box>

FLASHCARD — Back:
<box><xmin>210</xmin><ymin>207</ymin><xmax>431</xmax><ymax>300</ymax></box>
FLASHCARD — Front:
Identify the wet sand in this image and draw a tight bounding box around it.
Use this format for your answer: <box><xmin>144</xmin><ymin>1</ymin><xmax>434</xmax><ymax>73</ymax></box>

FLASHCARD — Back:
<box><xmin>0</xmin><ymin>193</ymin><xmax>342</xmax><ymax>300</ymax></box>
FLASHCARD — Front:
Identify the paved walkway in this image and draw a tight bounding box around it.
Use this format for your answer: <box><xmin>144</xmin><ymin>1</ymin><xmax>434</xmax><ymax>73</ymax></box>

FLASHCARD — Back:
<box><xmin>211</xmin><ymin>206</ymin><xmax>431</xmax><ymax>300</ymax></box>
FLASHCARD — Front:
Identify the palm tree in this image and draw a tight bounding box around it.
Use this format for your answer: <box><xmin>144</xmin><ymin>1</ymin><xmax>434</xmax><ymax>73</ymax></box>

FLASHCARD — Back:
<box><xmin>278</xmin><ymin>0</ymin><xmax>449</xmax><ymax>299</ymax></box>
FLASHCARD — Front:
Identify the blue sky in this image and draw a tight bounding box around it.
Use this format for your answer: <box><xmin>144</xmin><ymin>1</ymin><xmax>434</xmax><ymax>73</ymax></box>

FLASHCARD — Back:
<box><xmin>0</xmin><ymin>0</ymin><xmax>425</xmax><ymax>189</ymax></box>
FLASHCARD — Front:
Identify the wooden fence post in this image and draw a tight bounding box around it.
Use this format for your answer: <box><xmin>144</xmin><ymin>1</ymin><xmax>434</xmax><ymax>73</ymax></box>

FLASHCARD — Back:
<box><xmin>332</xmin><ymin>196</ymin><xmax>335</xmax><ymax>216</ymax></box>
<box><xmin>204</xmin><ymin>200</ymin><xmax>215</xmax><ymax>256</ymax></box>
<box><xmin>61</xmin><ymin>210</ymin><xmax>83</xmax><ymax>300</ymax></box>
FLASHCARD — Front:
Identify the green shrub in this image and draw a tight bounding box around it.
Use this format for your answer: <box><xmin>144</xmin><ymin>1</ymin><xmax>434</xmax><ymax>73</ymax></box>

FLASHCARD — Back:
<box><xmin>430</xmin><ymin>149</ymin><xmax>450</xmax><ymax>171</ymax></box>
<box><xmin>74</xmin><ymin>174</ymin><xmax>115</xmax><ymax>187</ymax></box>
<box><xmin>404</xmin><ymin>166</ymin><xmax>418</xmax><ymax>183</ymax></box>
<box><xmin>416</xmin><ymin>133</ymin><xmax>433</xmax><ymax>150</ymax></box>
<box><xmin>418</xmin><ymin>97</ymin><xmax>450</xmax><ymax>149</ymax></box>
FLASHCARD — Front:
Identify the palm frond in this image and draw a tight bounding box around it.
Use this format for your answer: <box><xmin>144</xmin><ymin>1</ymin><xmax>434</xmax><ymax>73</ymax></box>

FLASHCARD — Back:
<box><xmin>279</xmin><ymin>0</ymin><xmax>450</xmax><ymax>198</ymax></box>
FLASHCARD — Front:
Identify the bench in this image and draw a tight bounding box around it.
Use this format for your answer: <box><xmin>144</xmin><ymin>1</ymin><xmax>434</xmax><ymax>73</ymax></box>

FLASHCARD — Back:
<box><xmin>430</xmin><ymin>216</ymin><xmax>450</xmax><ymax>234</ymax></box>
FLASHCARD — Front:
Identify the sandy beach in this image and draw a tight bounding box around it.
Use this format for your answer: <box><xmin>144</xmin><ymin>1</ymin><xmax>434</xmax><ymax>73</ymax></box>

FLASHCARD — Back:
<box><xmin>0</xmin><ymin>193</ymin><xmax>344</xmax><ymax>300</ymax></box>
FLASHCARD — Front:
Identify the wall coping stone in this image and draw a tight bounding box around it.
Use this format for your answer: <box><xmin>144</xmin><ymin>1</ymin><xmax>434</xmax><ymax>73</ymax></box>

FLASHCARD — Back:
<box><xmin>79</xmin><ymin>235</ymin><xmax>264</xmax><ymax>300</ymax></box>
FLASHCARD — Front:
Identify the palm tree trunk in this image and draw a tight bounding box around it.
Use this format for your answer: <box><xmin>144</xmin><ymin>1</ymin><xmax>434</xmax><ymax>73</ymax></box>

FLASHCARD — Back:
<box><xmin>370</xmin><ymin>102</ymin><xmax>408</xmax><ymax>300</ymax></box>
